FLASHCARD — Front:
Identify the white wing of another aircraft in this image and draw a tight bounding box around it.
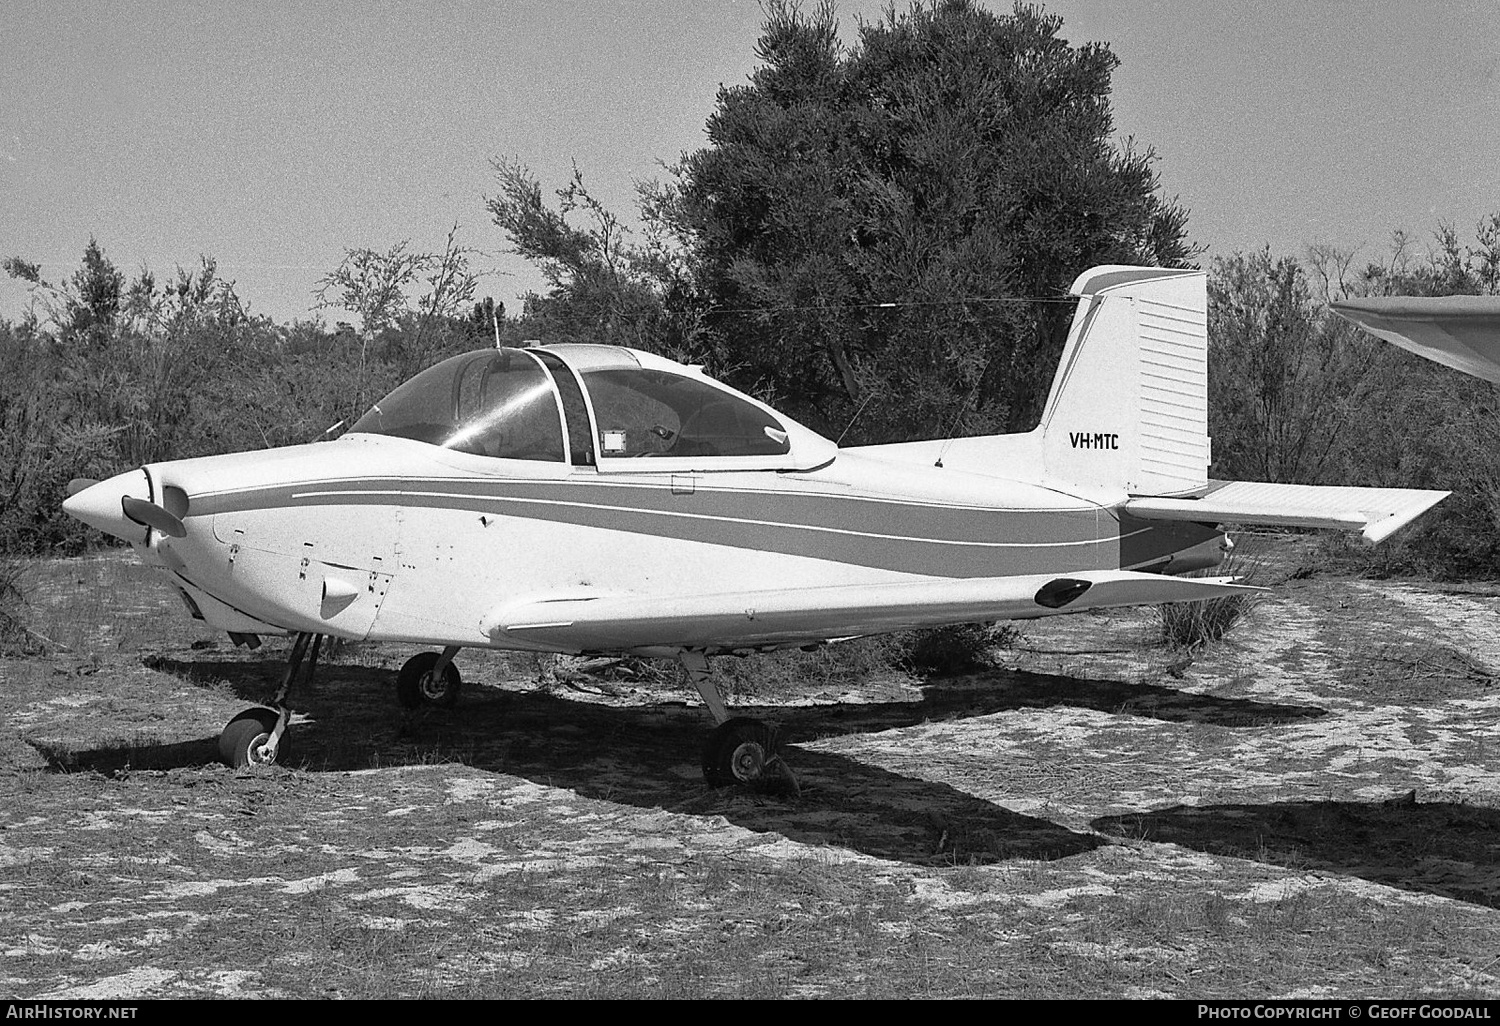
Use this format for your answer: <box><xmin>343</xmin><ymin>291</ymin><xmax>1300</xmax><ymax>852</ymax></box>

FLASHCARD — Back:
<box><xmin>1331</xmin><ymin>295</ymin><xmax>1500</xmax><ymax>384</ymax></box>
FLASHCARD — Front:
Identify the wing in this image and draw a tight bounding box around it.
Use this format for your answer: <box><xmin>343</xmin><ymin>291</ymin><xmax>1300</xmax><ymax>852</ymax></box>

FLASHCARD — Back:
<box><xmin>482</xmin><ymin>570</ymin><xmax>1261</xmax><ymax>654</ymax></box>
<box><xmin>1331</xmin><ymin>295</ymin><xmax>1500</xmax><ymax>384</ymax></box>
<box><xmin>1126</xmin><ymin>480</ymin><xmax>1447</xmax><ymax>545</ymax></box>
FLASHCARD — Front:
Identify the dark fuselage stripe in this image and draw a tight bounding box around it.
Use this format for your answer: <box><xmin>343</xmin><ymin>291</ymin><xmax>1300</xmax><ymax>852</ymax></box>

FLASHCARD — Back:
<box><xmin>314</xmin><ymin>488</ymin><xmax>1103</xmax><ymax>551</ymax></box>
<box><xmin>201</xmin><ymin>477</ymin><xmax>1114</xmax><ymax>577</ymax></box>
<box><xmin>201</xmin><ymin>478</ymin><xmax>1215</xmax><ymax>577</ymax></box>
<box><xmin>337</xmin><ymin>488</ymin><xmax>1106</xmax><ymax>576</ymax></box>
<box><xmin>197</xmin><ymin>477</ymin><xmax>1103</xmax><ymax>544</ymax></box>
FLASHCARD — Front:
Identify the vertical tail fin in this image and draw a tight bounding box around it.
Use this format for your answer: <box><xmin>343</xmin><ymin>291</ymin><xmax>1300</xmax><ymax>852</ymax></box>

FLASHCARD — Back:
<box><xmin>1038</xmin><ymin>265</ymin><xmax>1209</xmax><ymax>497</ymax></box>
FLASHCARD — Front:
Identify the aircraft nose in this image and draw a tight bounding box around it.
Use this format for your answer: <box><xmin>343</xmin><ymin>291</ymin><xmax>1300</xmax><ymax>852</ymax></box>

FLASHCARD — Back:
<box><xmin>62</xmin><ymin>469</ymin><xmax>151</xmax><ymax>542</ymax></box>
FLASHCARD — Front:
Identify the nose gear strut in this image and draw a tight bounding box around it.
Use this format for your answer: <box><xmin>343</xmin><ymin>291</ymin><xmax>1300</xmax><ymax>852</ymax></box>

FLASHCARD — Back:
<box><xmin>217</xmin><ymin>631</ymin><xmax>323</xmax><ymax>768</ymax></box>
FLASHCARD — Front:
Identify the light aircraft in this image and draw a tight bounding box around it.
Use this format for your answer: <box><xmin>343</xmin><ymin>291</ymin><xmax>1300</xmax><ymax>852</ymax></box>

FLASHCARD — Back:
<box><xmin>63</xmin><ymin>265</ymin><xmax>1448</xmax><ymax>792</ymax></box>
<box><xmin>1332</xmin><ymin>294</ymin><xmax>1500</xmax><ymax>383</ymax></box>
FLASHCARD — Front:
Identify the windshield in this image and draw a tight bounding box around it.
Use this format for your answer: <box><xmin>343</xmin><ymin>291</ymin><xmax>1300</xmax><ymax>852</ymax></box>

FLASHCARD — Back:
<box><xmin>350</xmin><ymin>349</ymin><xmax>566</xmax><ymax>461</ymax></box>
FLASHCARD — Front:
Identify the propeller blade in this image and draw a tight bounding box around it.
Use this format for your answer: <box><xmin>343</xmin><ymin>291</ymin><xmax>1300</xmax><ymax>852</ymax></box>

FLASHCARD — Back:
<box><xmin>121</xmin><ymin>496</ymin><xmax>187</xmax><ymax>538</ymax></box>
<box><xmin>66</xmin><ymin>477</ymin><xmax>100</xmax><ymax>497</ymax></box>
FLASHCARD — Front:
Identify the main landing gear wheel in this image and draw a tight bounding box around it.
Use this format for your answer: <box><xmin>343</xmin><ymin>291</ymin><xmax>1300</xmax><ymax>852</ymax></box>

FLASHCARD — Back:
<box><xmin>219</xmin><ymin>707</ymin><xmax>282</xmax><ymax>768</ymax></box>
<box><xmin>397</xmin><ymin>651</ymin><xmax>462</xmax><ymax>709</ymax></box>
<box><xmin>701</xmin><ymin>717</ymin><xmax>800</xmax><ymax>798</ymax></box>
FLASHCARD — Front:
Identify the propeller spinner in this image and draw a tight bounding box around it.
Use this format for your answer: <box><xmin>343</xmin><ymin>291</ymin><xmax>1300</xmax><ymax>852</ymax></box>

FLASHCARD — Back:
<box><xmin>63</xmin><ymin>471</ymin><xmax>188</xmax><ymax>541</ymax></box>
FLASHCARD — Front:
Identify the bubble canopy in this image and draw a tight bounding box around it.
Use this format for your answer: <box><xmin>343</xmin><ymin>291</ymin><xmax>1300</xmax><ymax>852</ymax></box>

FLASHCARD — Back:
<box><xmin>350</xmin><ymin>346</ymin><xmax>835</xmax><ymax>471</ymax></box>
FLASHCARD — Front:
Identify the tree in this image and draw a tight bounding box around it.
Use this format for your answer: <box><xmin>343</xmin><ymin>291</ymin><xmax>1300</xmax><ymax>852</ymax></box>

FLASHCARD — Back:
<box><xmin>1207</xmin><ymin>249</ymin><xmax>1397</xmax><ymax>484</ymax></box>
<box><xmin>483</xmin><ymin>2</ymin><xmax>1189</xmax><ymax>440</ymax></box>
<box><xmin>312</xmin><ymin>226</ymin><xmax>482</xmax><ymax>394</ymax></box>
<box><xmin>1351</xmin><ymin>218</ymin><xmax>1500</xmax><ymax>300</ymax></box>
<box><xmin>0</xmin><ymin>240</ymin><xmax>276</xmax><ymax>552</ymax></box>
<box><xmin>670</xmin><ymin>0</ymin><xmax>1195</xmax><ymax>442</ymax></box>
<box><xmin>69</xmin><ymin>238</ymin><xmax>125</xmax><ymax>336</ymax></box>
<box><xmin>468</xmin><ymin>296</ymin><xmax>505</xmax><ymax>345</ymax></box>
<box><xmin>485</xmin><ymin>159</ymin><xmax>701</xmax><ymax>356</ymax></box>
<box><xmin>314</xmin><ymin>240</ymin><xmax>431</xmax><ymax>365</ymax></box>
<box><xmin>4</xmin><ymin>238</ymin><xmax>129</xmax><ymax>340</ymax></box>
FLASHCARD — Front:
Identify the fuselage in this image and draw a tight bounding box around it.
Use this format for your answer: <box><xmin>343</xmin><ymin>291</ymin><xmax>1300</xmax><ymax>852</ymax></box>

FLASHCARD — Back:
<box><xmin>63</xmin><ymin>344</ymin><xmax>1223</xmax><ymax>653</ymax></box>
<box><xmin>67</xmin><ymin>435</ymin><xmax>1219</xmax><ymax>651</ymax></box>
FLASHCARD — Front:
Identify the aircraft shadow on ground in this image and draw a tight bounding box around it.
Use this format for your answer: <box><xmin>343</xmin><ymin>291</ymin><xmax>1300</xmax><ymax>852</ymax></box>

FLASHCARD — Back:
<box><xmin>819</xmin><ymin>666</ymin><xmax>1327</xmax><ymax>731</ymax></box>
<box><xmin>1092</xmin><ymin>801</ymin><xmax>1500</xmax><ymax>909</ymax></box>
<box><xmin>38</xmin><ymin>657</ymin><xmax>1324</xmax><ymax>869</ymax></box>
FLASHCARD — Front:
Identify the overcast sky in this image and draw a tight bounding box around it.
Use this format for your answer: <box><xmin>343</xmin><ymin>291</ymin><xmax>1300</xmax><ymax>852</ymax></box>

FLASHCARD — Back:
<box><xmin>3</xmin><ymin>0</ymin><xmax>1496</xmax><ymax>326</ymax></box>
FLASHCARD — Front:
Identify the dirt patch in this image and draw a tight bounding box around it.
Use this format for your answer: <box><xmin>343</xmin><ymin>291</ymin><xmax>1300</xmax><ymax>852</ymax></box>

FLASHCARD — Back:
<box><xmin>2</xmin><ymin>545</ymin><xmax>1498</xmax><ymax>998</ymax></box>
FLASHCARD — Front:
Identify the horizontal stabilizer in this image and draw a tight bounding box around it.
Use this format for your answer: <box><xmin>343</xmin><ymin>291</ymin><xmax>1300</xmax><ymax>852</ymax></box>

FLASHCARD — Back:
<box><xmin>482</xmin><ymin>570</ymin><xmax>1261</xmax><ymax>654</ymax></box>
<box><xmin>1331</xmin><ymin>295</ymin><xmax>1500</xmax><ymax>384</ymax></box>
<box><xmin>1126</xmin><ymin>481</ymin><xmax>1448</xmax><ymax>545</ymax></box>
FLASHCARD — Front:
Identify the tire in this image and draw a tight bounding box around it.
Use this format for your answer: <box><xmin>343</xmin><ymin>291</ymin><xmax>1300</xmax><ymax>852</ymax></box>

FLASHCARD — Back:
<box><xmin>701</xmin><ymin>717</ymin><xmax>777</xmax><ymax>788</ymax></box>
<box><xmin>219</xmin><ymin>708</ymin><xmax>281</xmax><ymax>768</ymax></box>
<box><xmin>396</xmin><ymin>651</ymin><xmax>461</xmax><ymax>709</ymax></box>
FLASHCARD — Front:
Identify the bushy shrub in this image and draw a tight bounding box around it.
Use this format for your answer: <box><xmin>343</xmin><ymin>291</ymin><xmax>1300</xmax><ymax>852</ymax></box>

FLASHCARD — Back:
<box><xmin>901</xmin><ymin>622</ymin><xmax>1018</xmax><ymax>675</ymax></box>
<box><xmin>709</xmin><ymin>633</ymin><xmax>917</xmax><ymax>701</ymax></box>
<box><xmin>1154</xmin><ymin>560</ymin><xmax>1261</xmax><ymax>651</ymax></box>
<box><xmin>701</xmin><ymin>620</ymin><xmax>1023</xmax><ymax>703</ymax></box>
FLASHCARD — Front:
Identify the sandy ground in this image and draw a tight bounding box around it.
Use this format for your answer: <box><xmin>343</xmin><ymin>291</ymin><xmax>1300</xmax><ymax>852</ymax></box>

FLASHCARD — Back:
<box><xmin>2</xmin><ymin>545</ymin><xmax>1499</xmax><ymax>998</ymax></box>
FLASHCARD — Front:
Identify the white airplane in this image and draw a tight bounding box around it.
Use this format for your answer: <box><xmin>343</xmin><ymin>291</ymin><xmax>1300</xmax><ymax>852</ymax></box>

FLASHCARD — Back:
<box><xmin>1332</xmin><ymin>294</ymin><xmax>1500</xmax><ymax>383</ymax></box>
<box><xmin>63</xmin><ymin>265</ymin><xmax>1448</xmax><ymax>792</ymax></box>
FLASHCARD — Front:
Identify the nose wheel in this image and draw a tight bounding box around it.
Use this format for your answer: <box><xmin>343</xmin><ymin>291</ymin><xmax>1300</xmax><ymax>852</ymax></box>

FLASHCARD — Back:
<box><xmin>219</xmin><ymin>707</ymin><xmax>283</xmax><ymax>768</ymax></box>
<box><xmin>217</xmin><ymin>631</ymin><xmax>321</xmax><ymax>768</ymax></box>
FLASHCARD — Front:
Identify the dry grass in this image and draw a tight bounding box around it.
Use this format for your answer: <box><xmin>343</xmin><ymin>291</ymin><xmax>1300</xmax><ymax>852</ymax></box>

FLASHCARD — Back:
<box><xmin>0</xmin><ymin>557</ymin><xmax>32</xmax><ymax>653</ymax></box>
<box><xmin>1154</xmin><ymin>592</ymin><xmax>1260</xmax><ymax>651</ymax></box>
<box><xmin>1153</xmin><ymin>559</ymin><xmax>1263</xmax><ymax>652</ymax></box>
